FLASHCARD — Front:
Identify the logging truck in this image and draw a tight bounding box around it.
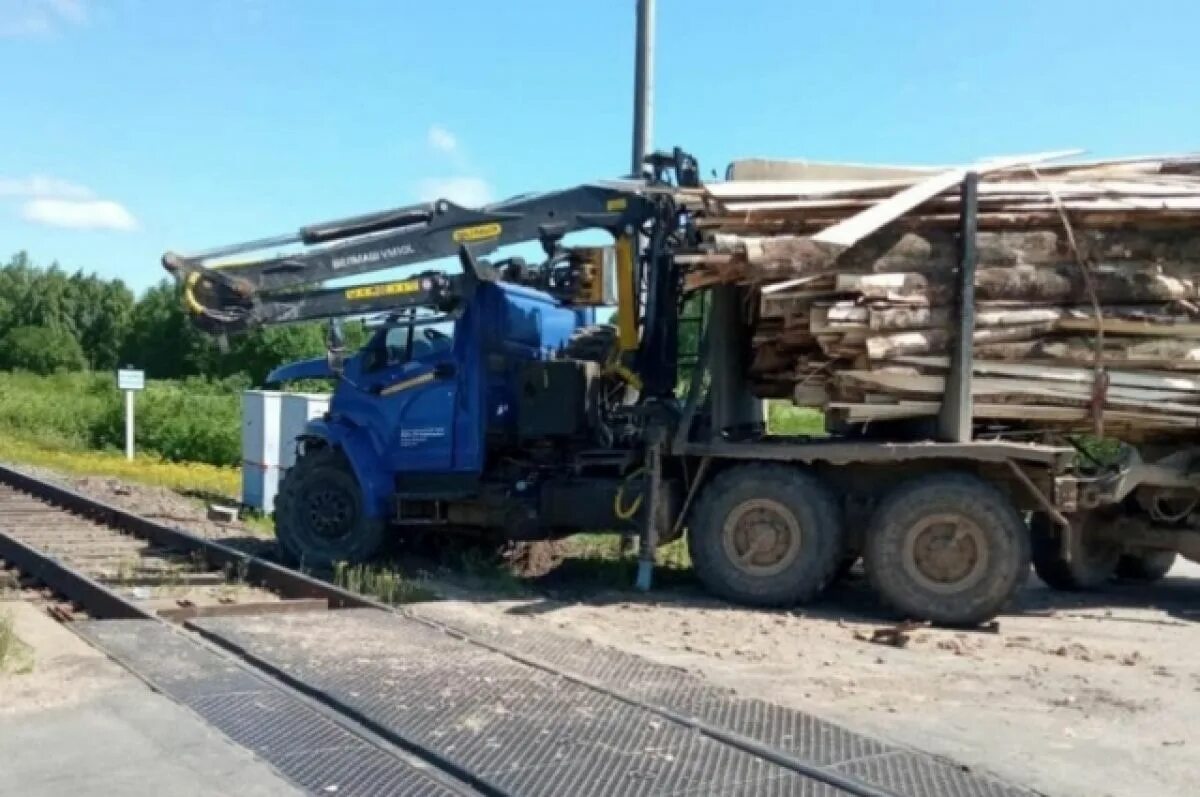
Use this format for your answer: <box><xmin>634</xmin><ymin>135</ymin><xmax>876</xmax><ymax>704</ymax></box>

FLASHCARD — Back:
<box><xmin>165</xmin><ymin>149</ymin><xmax>1200</xmax><ymax>626</ymax></box>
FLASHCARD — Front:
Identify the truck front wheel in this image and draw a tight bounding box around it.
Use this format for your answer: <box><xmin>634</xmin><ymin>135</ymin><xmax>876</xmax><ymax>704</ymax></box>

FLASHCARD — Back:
<box><xmin>864</xmin><ymin>473</ymin><xmax>1029</xmax><ymax>626</ymax></box>
<box><xmin>687</xmin><ymin>464</ymin><xmax>843</xmax><ymax>607</ymax></box>
<box><xmin>274</xmin><ymin>446</ymin><xmax>385</xmax><ymax>569</ymax></box>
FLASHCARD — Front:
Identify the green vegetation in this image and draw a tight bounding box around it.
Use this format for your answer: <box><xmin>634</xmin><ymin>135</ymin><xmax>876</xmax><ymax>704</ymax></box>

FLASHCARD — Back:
<box><xmin>768</xmin><ymin>402</ymin><xmax>826</xmax><ymax>436</ymax></box>
<box><xmin>0</xmin><ymin>324</ymin><xmax>86</xmax><ymax>373</ymax></box>
<box><xmin>0</xmin><ymin>371</ymin><xmax>242</xmax><ymax>466</ymax></box>
<box><xmin>333</xmin><ymin>561</ymin><xmax>436</xmax><ymax>604</ymax></box>
<box><xmin>0</xmin><ymin>251</ymin><xmax>365</xmax><ymax>385</ymax></box>
<box><xmin>0</xmin><ymin>431</ymin><xmax>240</xmax><ymax>498</ymax></box>
<box><xmin>535</xmin><ymin>534</ymin><xmax>694</xmax><ymax>592</ymax></box>
<box><xmin>0</xmin><ymin>251</ymin><xmax>373</xmax><ymax>478</ymax></box>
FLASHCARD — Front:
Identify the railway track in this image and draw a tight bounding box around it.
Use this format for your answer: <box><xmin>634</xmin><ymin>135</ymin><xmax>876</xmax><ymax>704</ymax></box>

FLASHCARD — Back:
<box><xmin>0</xmin><ymin>463</ymin><xmax>1033</xmax><ymax>797</ymax></box>
<box><xmin>0</xmin><ymin>469</ymin><xmax>363</xmax><ymax>624</ymax></box>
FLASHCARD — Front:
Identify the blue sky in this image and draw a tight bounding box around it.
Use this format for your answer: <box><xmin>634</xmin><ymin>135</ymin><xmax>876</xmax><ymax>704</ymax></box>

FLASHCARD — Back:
<box><xmin>2</xmin><ymin>0</ymin><xmax>1197</xmax><ymax>293</ymax></box>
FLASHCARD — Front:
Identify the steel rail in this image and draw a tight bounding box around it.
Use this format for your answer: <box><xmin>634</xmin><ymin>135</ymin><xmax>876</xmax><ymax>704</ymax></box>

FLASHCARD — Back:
<box><xmin>0</xmin><ymin>463</ymin><xmax>901</xmax><ymax>797</ymax></box>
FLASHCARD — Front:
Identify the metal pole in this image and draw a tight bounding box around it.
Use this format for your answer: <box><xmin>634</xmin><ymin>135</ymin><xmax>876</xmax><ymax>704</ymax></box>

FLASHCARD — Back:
<box><xmin>631</xmin><ymin>0</ymin><xmax>654</xmax><ymax>176</ymax></box>
<box><xmin>631</xmin><ymin>0</ymin><xmax>657</xmax><ymax>593</ymax></box>
<box><xmin>938</xmin><ymin>172</ymin><xmax>979</xmax><ymax>443</ymax></box>
<box><xmin>125</xmin><ymin>389</ymin><xmax>135</xmax><ymax>461</ymax></box>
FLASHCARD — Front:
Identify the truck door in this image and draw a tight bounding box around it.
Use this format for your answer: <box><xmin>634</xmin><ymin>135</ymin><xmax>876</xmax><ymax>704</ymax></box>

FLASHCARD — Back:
<box><xmin>367</xmin><ymin>323</ymin><xmax>458</xmax><ymax>473</ymax></box>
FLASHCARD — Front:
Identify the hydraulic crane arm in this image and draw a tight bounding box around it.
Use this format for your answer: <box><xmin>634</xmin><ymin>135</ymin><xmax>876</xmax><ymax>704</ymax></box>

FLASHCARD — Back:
<box><xmin>164</xmin><ymin>184</ymin><xmax>657</xmax><ymax>334</ymax></box>
<box><xmin>162</xmin><ymin>148</ymin><xmax>699</xmax><ymax>338</ymax></box>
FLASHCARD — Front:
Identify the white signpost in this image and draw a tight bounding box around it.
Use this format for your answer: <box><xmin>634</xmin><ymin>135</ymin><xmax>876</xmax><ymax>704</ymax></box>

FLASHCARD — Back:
<box><xmin>117</xmin><ymin>368</ymin><xmax>145</xmax><ymax>461</ymax></box>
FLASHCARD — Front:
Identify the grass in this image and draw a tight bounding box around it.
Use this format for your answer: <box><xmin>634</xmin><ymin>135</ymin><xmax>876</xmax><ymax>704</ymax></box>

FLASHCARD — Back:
<box><xmin>0</xmin><ymin>434</ymin><xmax>240</xmax><ymax>498</ymax></box>
<box><xmin>218</xmin><ymin>559</ymin><xmax>253</xmax><ymax>602</ymax></box>
<box><xmin>539</xmin><ymin>533</ymin><xmax>695</xmax><ymax>591</ymax></box>
<box><xmin>333</xmin><ymin>561</ymin><xmax>437</xmax><ymax>604</ymax></box>
<box><xmin>0</xmin><ymin>371</ymin><xmax>242</xmax><ymax>467</ymax></box>
<box><xmin>565</xmin><ymin>534</ymin><xmax>691</xmax><ymax>569</ymax></box>
<box><xmin>0</xmin><ymin>609</ymin><xmax>34</xmax><ymax>675</ymax></box>
<box><xmin>460</xmin><ymin>547</ymin><xmax>527</xmax><ymax>595</ymax></box>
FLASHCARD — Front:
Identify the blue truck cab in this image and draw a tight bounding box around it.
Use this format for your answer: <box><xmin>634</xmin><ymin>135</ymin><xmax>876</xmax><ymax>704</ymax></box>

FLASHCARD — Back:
<box><xmin>268</xmin><ymin>279</ymin><xmax>639</xmax><ymax>567</ymax></box>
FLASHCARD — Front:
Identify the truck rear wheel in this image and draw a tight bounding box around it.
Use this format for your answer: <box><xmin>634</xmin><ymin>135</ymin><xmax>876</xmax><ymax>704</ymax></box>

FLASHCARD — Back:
<box><xmin>864</xmin><ymin>473</ymin><xmax>1029</xmax><ymax>626</ymax></box>
<box><xmin>1116</xmin><ymin>550</ymin><xmax>1176</xmax><ymax>583</ymax></box>
<box><xmin>1030</xmin><ymin>512</ymin><xmax>1119</xmax><ymax>590</ymax></box>
<box><xmin>274</xmin><ymin>446</ymin><xmax>385</xmax><ymax>569</ymax></box>
<box><xmin>687</xmin><ymin>464</ymin><xmax>843</xmax><ymax>607</ymax></box>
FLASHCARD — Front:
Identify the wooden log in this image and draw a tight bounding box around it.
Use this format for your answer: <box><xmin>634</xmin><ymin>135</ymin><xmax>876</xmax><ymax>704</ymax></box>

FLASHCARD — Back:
<box><xmin>1057</xmin><ymin>310</ymin><xmax>1200</xmax><ymax>338</ymax></box>
<box><xmin>864</xmin><ymin>322</ymin><xmax>1057</xmax><ymax>360</ymax></box>
<box><xmin>861</xmin><ymin>304</ymin><xmax>1065</xmax><ymax>332</ymax></box>
<box><xmin>806</xmin><ymin>303</ymin><xmax>1200</xmax><ymax>336</ymax></box>
<box><xmin>959</xmin><ymin>338</ymin><xmax>1200</xmax><ymax>370</ymax></box>
<box><xmin>892</xmin><ymin>356</ymin><xmax>1200</xmax><ymax>392</ymax></box>
<box><xmin>711</xmin><ymin>225</ymin><xmax>1200</xmax><ymax>278</ymax></box>
<box><xmin>839</xmin><ymin>267</ymin><xmax>1200</xmax><ymax>304</ymax></box>
<box><xmin>834</xmin><ymin>371</ymin><xmax>1200</xmax><ymax>414</ymax></box>
<box><xmin>828</xmin><ymin>401</ymin><xmax>1200</xmax><ymax>429</ymax></box>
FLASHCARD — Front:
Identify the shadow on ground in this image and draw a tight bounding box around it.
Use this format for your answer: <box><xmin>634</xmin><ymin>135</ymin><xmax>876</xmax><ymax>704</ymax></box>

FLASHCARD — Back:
<box><xmin>502</xmin><ymin>559</ymin><xmax>1200</xmax><ymax>629</ymax></box>
<box><xmin>249</xmin><ymin>528</ymin><xmax>1200</xmax><ymax>627</ymax></box>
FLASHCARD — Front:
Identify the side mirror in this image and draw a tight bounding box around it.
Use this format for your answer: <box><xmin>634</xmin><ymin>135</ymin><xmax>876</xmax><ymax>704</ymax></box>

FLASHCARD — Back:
<box><xmin>326</xmin><ymin>319</ymin><xmax>346</xmax><ymax>377</ymax></box>
<box><xmin>433</xmin><ymin>361</ymin><xmax>457</xmax><ymax>380</ymax></box>
<box><xmin>326</xmin><ymin>347</ymin><xmax>345</xmax><ymax>377</ymax></box>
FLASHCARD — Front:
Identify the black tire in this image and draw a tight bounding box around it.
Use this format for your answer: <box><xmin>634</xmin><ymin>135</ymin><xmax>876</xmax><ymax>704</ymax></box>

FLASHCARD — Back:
<box><xmin>687</xmin><ymin>464</ymin><xmax>844</xmax><ymax>607</ymax></box>
<box><xmin>1030</xmin><ymin>512</ymin><xmax>1119</xmax><ymax>591</ymax></box>
<box><xmin>1116</xmin><ymin>550</ymin><xmax>1177</xmax><ymax>583</ymax></box>
<box><xmin>274</xmin><ymin>446</ymin><xmax>386</xmax><ymax>569</ymax></box>
<box><xmin>864</xmin><ymin>473</ymin><xmax>1029</xmax><ymax>626</ymax></box>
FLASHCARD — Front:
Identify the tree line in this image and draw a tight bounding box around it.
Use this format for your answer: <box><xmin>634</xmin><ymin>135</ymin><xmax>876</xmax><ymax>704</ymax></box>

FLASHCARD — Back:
<box><xmin>0</xmin><ymin>252</ymin><xmax>364</xmax><ymax>385</ymax></box>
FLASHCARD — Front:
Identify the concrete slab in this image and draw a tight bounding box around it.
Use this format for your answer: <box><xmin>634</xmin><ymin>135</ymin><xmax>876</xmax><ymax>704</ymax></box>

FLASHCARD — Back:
<box><xmin>0</xmin><ymin>601</ymin><xmax>301</xmax><ymax>797</ymax></box>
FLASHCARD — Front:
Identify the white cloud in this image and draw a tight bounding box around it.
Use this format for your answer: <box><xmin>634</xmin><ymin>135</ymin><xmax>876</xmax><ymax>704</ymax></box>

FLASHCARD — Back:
<box><xmin>1</xmin><ymin>172</ymin><xmax>137</xmax><ymax>231</ymax></box>
<box><xmin>0</xmin><ymin>174</ymin><xmax>93</xmax><ymax>199</ymax></box>
<box><xmin>427</xmin><ymin>124</ymin><xmax>458</xmax><ymax>155</ymax></box>
<box><xmin>416</xmin><ymin>177</ymin><xmax>493</xmax><ymax>208</ymax></box>
<box><xmin>0</xmin><ymin>0</ymin><xmax>88</xmax><ymax>37</ymax></box>
<box><xmin>21</xmin><ymin>198</ymin><xmax>138</xmax><ymax>231</ymax></box>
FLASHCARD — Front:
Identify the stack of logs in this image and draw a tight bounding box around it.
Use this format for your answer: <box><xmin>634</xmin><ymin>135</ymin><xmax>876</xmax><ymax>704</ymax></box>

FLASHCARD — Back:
<box><xmin>679</xmin><ymin>152</ymin><xmax>1200</xmax><ymax>439</ymax></box>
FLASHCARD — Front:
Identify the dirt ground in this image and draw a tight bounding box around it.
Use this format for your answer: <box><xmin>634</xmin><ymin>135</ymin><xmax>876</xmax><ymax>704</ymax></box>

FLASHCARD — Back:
<box><xmin>6</xmin><ymin>461</ymin><xmax>1198</xmax><ymax>796</ymax></box>
<box><xmin>0</xmin><ymin>463</ymin><xmax>272</xmax><ymax>546</ymax></box>
<box><xmin>0</xmin><ymin>599</ymin><xmax>127</xmax><ymax>715</ymax></box>
<box><xmin>418</xmin><ymin>562</ymin><xmax>1200</xmax><ymax>797</ymax></box>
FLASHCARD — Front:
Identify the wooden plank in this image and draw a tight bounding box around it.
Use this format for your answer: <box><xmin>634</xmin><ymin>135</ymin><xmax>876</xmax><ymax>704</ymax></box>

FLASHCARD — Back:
<box><xmin>837</xmin><ymin>268</ymin><xmax>1200</xmax><ymax>304</ymax></box>
<box><xmin>809</xmin><ymin>149</ymin><xmax>1082</xmax><ymax>249</ymax></box>
<box><xmin>705</xmin><ymin>178</ymin><xmax>915</xmax><ymax>199</ymax></box>
<box><xmin>157</xmin><ymin>598</ymin><xmax>328</xmax><ymax>622</ymax></box>
<box><xmin>1057</xmin><ymin>315</ymin><xmax>1200</xmax><ymax>338</ymax></box>
<box><xmin>865</xmin><ymin>322</ymin><xmax>1055</xmax><ymax>360</ymax></box>
<box><xmin>836</xmin><ymin>370</ymin><xmax>1200</xmax><ymax>412</ymax></box>
<box><xmin>760</xmin><ymin>273</ymin><xmax>833</xmax><ymax>296</ymax></box>
<box><xmin>726</xmin><ymin>158</ymin><xmax>942</xmax><ymax>181</ymax></box>
<box><xmin>892</xmin><ymin>356</ymin><xmax>1200</xmax><ymax>392</ymax></box>
<box><xmin>829</xmin><ymin>401</ymin><xmax>1200</xmax><ymax>428</ymax></box>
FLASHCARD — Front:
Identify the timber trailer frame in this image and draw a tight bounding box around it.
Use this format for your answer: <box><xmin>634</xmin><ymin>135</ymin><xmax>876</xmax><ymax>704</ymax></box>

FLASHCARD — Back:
<box><xmin>635</xmin><ymin>171</ymin><xmax>1200</xmax><ymax>625</ymax></box>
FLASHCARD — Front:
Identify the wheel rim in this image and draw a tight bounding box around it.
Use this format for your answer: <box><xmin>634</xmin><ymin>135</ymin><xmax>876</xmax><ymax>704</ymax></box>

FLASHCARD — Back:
<box><xmin>721</xmin><ymin>498</ymin><xmax>802</xmax><ymax>577</ymax></box>
<box><xmin>901</xmin><ymin>513</ymin><xmax>989</xmax><ymax>594</ymax></box>
<box><xmin>302</xmin><ymin>485</ymin><xmax>358</xmax><ymax>541</ymax></box>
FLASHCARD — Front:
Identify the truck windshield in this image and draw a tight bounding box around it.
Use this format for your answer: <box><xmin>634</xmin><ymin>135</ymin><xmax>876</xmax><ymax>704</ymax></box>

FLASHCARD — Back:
<box><xmin>376</xmin><ymin>320</ymin><xmax>454</xmax><ymax>369</ymax></box>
